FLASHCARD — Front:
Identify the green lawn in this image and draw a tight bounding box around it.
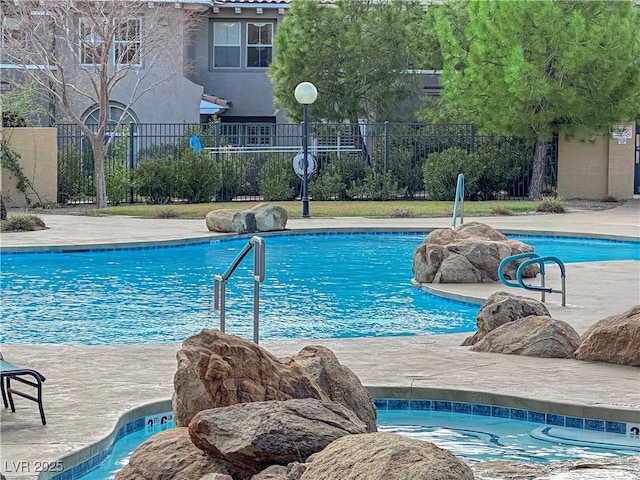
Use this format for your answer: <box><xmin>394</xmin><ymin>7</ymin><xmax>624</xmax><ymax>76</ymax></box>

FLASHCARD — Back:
<box><xmin>89</xmin><ymin>200</ymin><xmax>538</xmax><ymax>219</ymax></box>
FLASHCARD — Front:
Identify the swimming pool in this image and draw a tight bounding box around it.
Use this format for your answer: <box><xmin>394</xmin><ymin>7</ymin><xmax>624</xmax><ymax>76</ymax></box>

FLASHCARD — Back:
<box><xmin>1</xmin><ymin>233</ymin><xmax>638</xmax><ymax>345</ymax></box>
<box><xmin>73</xmin><ymin>404</ymin><xmax>640</xmax><ymax>480</ymax></box>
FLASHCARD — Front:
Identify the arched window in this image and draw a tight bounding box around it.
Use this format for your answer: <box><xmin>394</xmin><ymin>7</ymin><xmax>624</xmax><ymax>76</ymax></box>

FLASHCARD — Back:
<box><xmin>83</xmin><ymin>103</ymin><xmax>138</xmax><ymax>132</ymax></box>
<box><xmin>82</xmin><ymin>103</ymin><xmax>139</xmax><ymax>166</ymax></box>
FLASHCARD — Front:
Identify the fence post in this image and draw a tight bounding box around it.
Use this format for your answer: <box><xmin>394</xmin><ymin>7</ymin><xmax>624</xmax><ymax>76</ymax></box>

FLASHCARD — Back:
<box><xmin>128</xmin><ymin>122</ymin><xmax>136</xmax><ymax>203</ymax></box>
<box><xmin>384</xmin><ymin>121</ymin><xmax>390</xmax><ymax>173</ymax></box>
<box><xmin>470</xmin><ymin>122</ymin><xmax>476</xmax><ymax>153</ymax></box>
<box><xmin>214</xmin><ymin>120</ymin><xmax>220</xmax><ymax>164</ymax></box>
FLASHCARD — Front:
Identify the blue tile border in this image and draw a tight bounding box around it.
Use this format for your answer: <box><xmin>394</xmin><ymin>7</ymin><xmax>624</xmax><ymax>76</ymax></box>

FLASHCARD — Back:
<box><xmin>50</xmin><ymin>414</ymin><xmax>171</xmax><ymax>480</ymax></box>
<box><xmin>377</xmin><ymin>398</ymin><xmax>636</xmax><ymax>439</ymax></box>
<box><xmin>50</xmin><ymin>398</ymin><xmax>638</xmax><ymax>480</ymax></box>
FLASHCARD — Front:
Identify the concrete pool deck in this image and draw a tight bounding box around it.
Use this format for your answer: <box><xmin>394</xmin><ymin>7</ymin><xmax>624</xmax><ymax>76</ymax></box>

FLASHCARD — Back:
<box><xmin>0</xmin><ymin>202</ymin><xmax>639</xmax><ymax>479</ymax></box>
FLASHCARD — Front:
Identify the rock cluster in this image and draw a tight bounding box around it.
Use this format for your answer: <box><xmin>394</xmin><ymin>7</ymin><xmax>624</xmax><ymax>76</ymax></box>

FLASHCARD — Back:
<box><xmin>116</xmin><ymin>330</ymin><xmax>474</xmax><ymax>480</ymax></box>
<box><xmin>412</xmin><ymin>222</ymin><xmax>538</xmax><ymax>284</ymax></box>
<box><xmin>464</xmin><ymin>292</ymin><xmax>639</xmax><ymax>366</ymax></box>
<box><xmin>205</xmin><ymin>203</ymin><xmax>288</xmax><ymax>233</ymax></box>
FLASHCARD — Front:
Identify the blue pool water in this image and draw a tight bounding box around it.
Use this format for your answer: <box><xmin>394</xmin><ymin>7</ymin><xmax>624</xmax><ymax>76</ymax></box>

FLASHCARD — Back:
<box><xmin>76</xmin><ymin>409</ymin><xmax>640</xmax><ymax>480</ymax></box>
<box><xmin>1</xmin><ymin>233</ymin><xmax>638</xmax><ymax>345</ymax></box>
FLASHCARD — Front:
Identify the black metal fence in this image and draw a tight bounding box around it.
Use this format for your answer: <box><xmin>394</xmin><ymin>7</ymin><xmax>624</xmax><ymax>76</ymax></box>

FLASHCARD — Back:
<box><xmin>56</xmin><ymin>122</ymin><xmax>557</xmax><ymax>204</ymax></box>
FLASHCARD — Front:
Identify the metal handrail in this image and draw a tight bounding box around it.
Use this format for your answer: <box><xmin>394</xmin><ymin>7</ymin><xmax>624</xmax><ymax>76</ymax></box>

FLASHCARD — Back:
<box><xmin>451</xmin><ymin>173</ymin><xmax>464</xmax><ymax>228</ymax></box>
<box><xmin>213</xmin><ymin>236</ymin><xmax>265</xmax><ymax>344</ymax></box>
<box><xmin>498</xmin><ymin>253</ymin><xmax>566</xmax><ymax>306</ymax></box>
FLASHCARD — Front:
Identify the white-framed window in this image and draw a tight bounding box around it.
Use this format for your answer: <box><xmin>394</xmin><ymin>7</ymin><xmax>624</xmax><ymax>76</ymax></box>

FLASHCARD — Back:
<box><xmin>246</xmin><ymin>124</ymin><xmax>272</xmax><ymax>146</ymax></box>
<box><xmin>2</xmin><ymin>17</ymin><xmax>26</xmax><ymax>45</ymax></box>
<box><xmin>79</xmin><ymin>17</ymin><xmax>105</xmax><ymax>65</ymax></box>
<box><xmin>246</xmin><ymin>22</ymin><xmax>272</xmax><ymax>68</ymax></box>
<box><xmin>115</xmin><ymin>18</ymin><xmax>141</xmax><ymax>66</ymax></box>
<box><xmin>213</xmin><ymin>22</ymin><xmax>240</xmax><ymax>68</ymax></box>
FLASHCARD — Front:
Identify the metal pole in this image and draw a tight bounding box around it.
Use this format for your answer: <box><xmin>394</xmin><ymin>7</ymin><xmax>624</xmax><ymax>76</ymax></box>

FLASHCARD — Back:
<box><xmin>302</xmin><ymin>103</ymin><xmax>310</xmax><ymax>218</ymax></box>
<box><xmin>384</xmin><ymin>121</ymin><xmax>390</xmax><ymax>173</ymax></box>
<box><xmin>129</xmin><ymin>122</ymin><xmax>135</xmax><ymax>203</ymax></box>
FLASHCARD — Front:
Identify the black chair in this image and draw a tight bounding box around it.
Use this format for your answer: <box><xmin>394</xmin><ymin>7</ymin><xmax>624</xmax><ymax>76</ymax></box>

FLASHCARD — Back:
<box><xmin>0</xmin><ymin>359</ymin><xmax>46</xmax><ymax>425</ymax></box>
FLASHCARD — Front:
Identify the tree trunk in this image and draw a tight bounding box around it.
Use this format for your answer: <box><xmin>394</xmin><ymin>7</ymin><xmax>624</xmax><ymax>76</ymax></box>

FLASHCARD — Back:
<box><xmin>90</xmin><ymin>137</ymin><xmax>108</xmax><ymax>208</ymax></box>
<box><xmin>528</xmin><ymin>139</ymin><xmax>548</xmax><ymax>200</ymax></box>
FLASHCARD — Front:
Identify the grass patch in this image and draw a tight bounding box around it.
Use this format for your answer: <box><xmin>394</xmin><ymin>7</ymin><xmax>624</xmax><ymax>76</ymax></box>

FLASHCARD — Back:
<box><xmin>90</xmin><ymin>200</ymin><xmax>538</xmax><ymax>219</ymax></box>
<box><xmin>0</xmin><ymin>214</ymin><xmax>47</xmax><ymax>232</ymax></box>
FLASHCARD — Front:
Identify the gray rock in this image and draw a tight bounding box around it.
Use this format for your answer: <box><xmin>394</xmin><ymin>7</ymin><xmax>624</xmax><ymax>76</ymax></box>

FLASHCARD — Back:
<box><xmin>470</xmin><ymin>315</ymin><xmax>581</xmax><ymax>358</ymax></box>
<box><xmin>462</xmin><ymin>291</ymin><xmax>550</xmax><ymax>346</ymax></box>
<box><xmin>436</xmin><ymin>253</ymin><xmax>481</xmax><ymax>283</ymax></box>
<box><xmin>575</xmin><ymin>304</ymin><xmax>640</xmax><ymax>366</ymax></box>
<box><xmin>251</xmin><ymin>203</ymin><xmax>288</xmax><ymax>232</ymax></box>
<box><xmin>300</xmin><ymin>432</ymin><xmax>474</xmax><ymax>480</ymax></box>
<box><xmin>448</xmin><ymin>240</ymin><xmax>512</xmax><ymax>282</ymax></box>
<box><xmin>189</xmin><ymin>398</ymin><xmax>368</xmax><ymax>474</ymax></box>
<box><xmin>205</xmin><ymin>209</ymin><xmax>256</xmax><ymax>233</ymax></box>
<box><xmin>287</xmin><ymin>345</ymin><xmax>377</xmax><ymax>433</ymax></box>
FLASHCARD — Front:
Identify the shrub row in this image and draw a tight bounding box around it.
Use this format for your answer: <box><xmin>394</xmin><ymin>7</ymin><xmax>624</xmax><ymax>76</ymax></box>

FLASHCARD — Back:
<box><xmin>58</xmin><ymin>136</ymin><xmax>533</xmax><ymax>204</ymax></box>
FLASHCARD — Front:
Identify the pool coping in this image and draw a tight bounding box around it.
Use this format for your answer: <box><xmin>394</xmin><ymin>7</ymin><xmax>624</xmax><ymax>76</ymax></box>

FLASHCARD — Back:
<box><xmin>1</xmin><ymin>227</ymin><xmax>638</xmax><ymax>254</ymax></box>
<box><xmin>42</xmin><ymin>386</ymin><xmax>640</xmax><ymax>480</ymax></box>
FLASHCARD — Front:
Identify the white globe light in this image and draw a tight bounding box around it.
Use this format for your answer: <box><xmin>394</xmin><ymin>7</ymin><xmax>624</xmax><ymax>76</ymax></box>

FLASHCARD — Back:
<box><xmin>294</xmin><ymin>82</ymin><xmax>318</xmax><ymax>105</ymax></box>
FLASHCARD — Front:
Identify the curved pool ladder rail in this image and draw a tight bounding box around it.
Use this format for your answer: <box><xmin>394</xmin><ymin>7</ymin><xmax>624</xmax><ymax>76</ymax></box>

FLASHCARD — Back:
<box><xmin>498</xmin><ymin>253</ymin><xmax>566</xmax><ymax>306</ymax></box>
<box><xmin>214</xmin><ymin>235</ymin><xmax>265</xmax><ymax>343</ymax></box>
<box><xmin>451</xmin><ymin>173</ymin><xmax>465</xmax><ymax>229</ymax></box>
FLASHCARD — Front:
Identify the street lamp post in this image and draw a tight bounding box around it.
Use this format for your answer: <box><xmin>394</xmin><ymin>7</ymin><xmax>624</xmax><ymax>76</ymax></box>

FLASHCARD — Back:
<box><xmin>294</xmin><ymin>81</ymin><xmax>317</xmax><ymax>218</ymax></box>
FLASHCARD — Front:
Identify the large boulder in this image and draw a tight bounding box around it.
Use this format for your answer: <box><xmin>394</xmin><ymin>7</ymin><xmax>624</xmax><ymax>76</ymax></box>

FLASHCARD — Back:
<box><xmin>286</xmin><ymin>346</ymin><xmax>377</xmax><ymax>433</ymax></box>
<box><xmin>574</xmin><ymin>305</ymin><xmax>640</xmax><ymax>366</ymax></box>
<box><xmin>173</xmin><ymin>330</ymin><xmax>376</xmax><ymax>431</ymax></box>
<box><xmin>470</xmin><ymin>315</ymin><xmax>581</xmax><ymax>358</ymax></box>
<box><xmin>205</xmin><ymin>203</ymin><xmax>288</xmax><ymax>233</ymax></box>
<box><xmin>413</xmin><ymin>222</ymin><xmax>538</xmax><ymax>284</ymax></box>
<box><xmin>205</xmin><ymin>209</ymin><xmax>256</xmax><ymax>234</ymax></box>
<box><xmin>300</xmin><ymin>432</ymin><xmax>474</xmax><ymax>480</ymax></box>
<box><xmin>189</xmin><ymin>399</ymin><xmax>368</xmax><ymax>476</ymax></box>
<box><xmin>462</xmin><ymin>291</ymin><xmax>550</xmax><ymax>346</ymax></box>
<box><xmin>173</xmin><ymin>329</ymin><xmax>327</xmax><ymax>427</ymax></box>
<box><xmin>114</xmin><ymin>428</ymin><xmax>234</xmax><ymax>480</ymax></box>
<box><xmin>251</xmin><ymin>203</ymin><xmax>288</xmax><ymax>232</ymax></box>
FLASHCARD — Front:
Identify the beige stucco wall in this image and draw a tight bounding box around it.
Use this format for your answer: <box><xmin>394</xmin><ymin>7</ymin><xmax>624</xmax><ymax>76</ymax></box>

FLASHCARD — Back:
<box><xmin>557</xmin><ymin>124</ymin><xmax>636</xmax><ymax>200</ymax></box>
<box><xmin>1</xmin><ymin>127</ymin><xmax>58</xmax><ymax>208</ymax></box>
<box><xmin>606</xmin><ymin>124</ymin><xmax>636</xmax><ymax>199</ymax></box>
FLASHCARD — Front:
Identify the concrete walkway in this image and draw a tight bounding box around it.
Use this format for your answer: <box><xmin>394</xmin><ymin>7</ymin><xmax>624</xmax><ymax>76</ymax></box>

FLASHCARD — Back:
<box><xmin>0</xmin><ymin>202</ymin><xmax>639</xmax><ymax>480</ymax></box>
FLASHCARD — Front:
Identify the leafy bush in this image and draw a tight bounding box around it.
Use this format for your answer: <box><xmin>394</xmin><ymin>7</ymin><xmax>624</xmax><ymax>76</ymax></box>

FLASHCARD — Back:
<box><xmin>175</xmin><ymin>149</ymin><xmax>219</xmax><ymax>203</ymax></box>
<box><xmin>474</xmin><ymin>139</ymin><xmax>529</xmax><ymax>200</ymax></box>
<box><xmin>57</xmin><ymin>146</ymin><xmax>94</xmax><ymax>203</ymax></box>
<box><xmin>133</xmin><ymin>157</ymin><xmax>177</xmax><ymax>204</ymax></box>
<box><xmin>347</xmin><ymin>169</ymin><xmax>406</xmax><ymax>200</ymax></box>
<box><xmin>309</xmin><ymin>172</ymin><xmax>345</xmax><ymax>200</ymax></box>
<box><xmin>153</xmin><ymin>208</ymin><xmax>179</xmax><ymax>218</ymax></box>
<box><xmin>387</xmin><ymin>146</ymin><xmax>424</xmax><ymax>198</ymax></box>
<box><xmin>105</xmin><ymin>161</ymin><xmax>130</xmax><ymax>205</ymax></box>
<box><xmin>315</xmin><ymin>154</ymin><xmax>366</xmax><ymax>200</ymax></box>
<box><xmin>536</xmin><ymin>196</ymin><xmax>566</xmax><ymax>213</ymax></box>
<box><xmin>422</xmin><ymin>147</ymin><xmax>480</xmax><ymax>201</ymax></box>
<box><xmin>389</xmin><ymin>207</ymin><xmax>415</xmax><ymax>218</ymax></box>
<box><xmin>258</xmin><ymin>154</ymin><xmax>296</xmax><ymax>201</ymax></box>
<box><xmin>1</xmin><ymin>214</ymin><xmax>46</xmax><ymax>232</ymax></box>
<box><xmin>217</xmin><ymin>153</ymin><xmax>246</xmax><ymax>201</ymax></box>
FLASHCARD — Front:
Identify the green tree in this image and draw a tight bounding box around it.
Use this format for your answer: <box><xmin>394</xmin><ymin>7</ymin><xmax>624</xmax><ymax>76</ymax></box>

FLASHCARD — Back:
<box><xmin>433</xmin><ymin>0</ymin><xmax>640</xmax><ymax>199</ymax></box>
<box><xmin>269</xmin><ymin>0</ymin><xmax>426</xmax><ymax>123</ymax></box>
